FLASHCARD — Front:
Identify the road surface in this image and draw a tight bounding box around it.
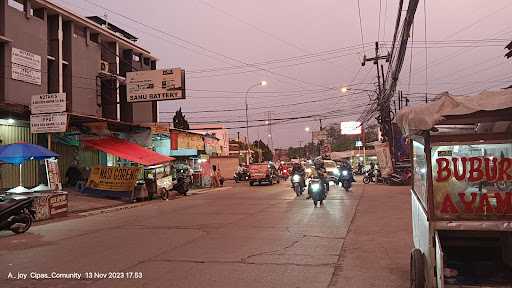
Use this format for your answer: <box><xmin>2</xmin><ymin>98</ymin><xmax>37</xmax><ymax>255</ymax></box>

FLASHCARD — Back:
<box><xmin>0</xmin><ymin>181</ymin><xmax>410</xmax><ymax>288</ymax></box>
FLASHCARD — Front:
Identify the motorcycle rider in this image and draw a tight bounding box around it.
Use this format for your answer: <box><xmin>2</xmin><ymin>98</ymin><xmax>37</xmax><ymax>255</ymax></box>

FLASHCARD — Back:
<box><xmin>290</xmin><ymin>162</ymin><xmax>306</xmax><ymax>187</ymax></box>
<box><xmin>339</xmin><ymin>160</ymin><xmax>355</xmax><ymax>183</ymax></box>
<box><xmin>313</xmin><ymin>157</ymin><xmax>329</xmax><ymax>192</ymax></box>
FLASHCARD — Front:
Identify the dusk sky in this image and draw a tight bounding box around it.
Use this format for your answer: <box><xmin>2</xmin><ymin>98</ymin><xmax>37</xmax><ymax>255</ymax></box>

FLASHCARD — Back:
<box><xmin>53</xmin><ymin>0</ymin><xmax>512</xmax><ymax>148</ymax></box>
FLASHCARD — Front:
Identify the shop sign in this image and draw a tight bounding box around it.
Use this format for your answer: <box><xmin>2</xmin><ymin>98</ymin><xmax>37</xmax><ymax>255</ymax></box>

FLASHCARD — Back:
<box><xmin>432</xmin><ymin>144</ymin><xmax>512</xmax><ymax>220</ymax></box>
<box><xmin>49</xmin><ymin>194</ymin><xmax>68</xmax><ymax>216</ymax></box>
<box><xmin>340</xmin><ymin>121</ymin><xmax>362</xmax><ymax>135</ymax></box>
<box><xmin>31</xmin><ymin>93</ymin><xmax>66</xmax><ymax>114</ymax></box>
<box><xmin>126</xmin><ymin>68</ymin><xmax>185</xmax><ymax>102</ymax></box>
<box><xmin>30</xmin><ymin>112</ymin><xmax>68</xmax><ymax>133</ymax></box>
<box><xmin>312</xmin><ymin>130</ymin><xmax>327</xmax><ymax>141</ymax></box>
<box><xmin>11</xmin><ymin>48</ymin><xmax>41</xmax><ymax>85</ymax></box>
<box><xmin>45</xmin><ymin>159</ymin><xmax>62</xmax><ymax>190</ymax></box>
<box><xmin>86</xmin><ymin>166</ymin><xmax>142</xmax><ymax>192</ymax></box>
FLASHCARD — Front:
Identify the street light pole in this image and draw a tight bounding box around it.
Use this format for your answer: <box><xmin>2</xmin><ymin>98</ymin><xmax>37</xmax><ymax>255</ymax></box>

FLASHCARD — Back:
<box><xmin>245</xmin><ymin>81</ymin><xmax>267</xmax><ymax>164</ymax></box>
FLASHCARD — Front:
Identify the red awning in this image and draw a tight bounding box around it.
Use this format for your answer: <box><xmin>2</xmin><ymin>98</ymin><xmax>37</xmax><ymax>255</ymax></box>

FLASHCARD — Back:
<box><xmin>82</xmin><ymin>137</ymin><xmax>174</xmax><ymax>166</ymax></box>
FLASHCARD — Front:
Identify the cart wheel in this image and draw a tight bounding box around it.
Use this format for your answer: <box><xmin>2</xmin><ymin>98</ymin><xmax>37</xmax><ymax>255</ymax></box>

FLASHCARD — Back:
<box><xmin>249</xmin><ymin>181</ymin><xmax>254</xmax><ymax>186</ymax></box>
<box><xmin>160</xmin><ymin>188</ymin><xmax>169</xmax><ymax>200</ymax></box>
<box><xmin>363</xmin><ymin>176</ymin><xmax>370</xmax><ymax>184</ymax></box>
<box><xmin>410</xmin><ymin>249</ymin><xmax>426</xmax><ymax>288</ymax></box>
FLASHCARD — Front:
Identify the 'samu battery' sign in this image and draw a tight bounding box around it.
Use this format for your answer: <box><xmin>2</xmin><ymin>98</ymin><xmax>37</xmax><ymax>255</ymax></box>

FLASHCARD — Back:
<box><xmin>126</xmin><ymin>68</ymin><xmax>185</xmax><ymax>102</ymax></box>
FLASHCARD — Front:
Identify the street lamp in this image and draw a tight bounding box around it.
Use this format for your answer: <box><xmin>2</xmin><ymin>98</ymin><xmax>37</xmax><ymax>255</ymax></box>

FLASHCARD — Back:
<box><xmin>305</xmin><ymin>127</ymin><xmax>310</xmax><ymax>132</ymax></box>
<box><xmin>245</xmin><ymin>80</ymin><xmax>267</xmax><ymax>164</ymax></box>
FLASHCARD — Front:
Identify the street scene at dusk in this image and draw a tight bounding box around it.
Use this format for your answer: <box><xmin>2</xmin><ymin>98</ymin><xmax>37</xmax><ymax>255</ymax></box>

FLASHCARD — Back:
<box><xmin>0</xmin><ymin>0</ymin><xmax>511</xmax><ymax>287</ymax></box>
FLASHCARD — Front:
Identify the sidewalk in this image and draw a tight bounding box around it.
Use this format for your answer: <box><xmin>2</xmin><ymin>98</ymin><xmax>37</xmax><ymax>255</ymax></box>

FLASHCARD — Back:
<box><xmin>330</xmin><ymin>184</ymin><xmax>413</xmax><ymax>288</ymax></box>
<box><xmin>64</xmin><ymin>185</ymin><xmax>231</xmax><ymax>214</ymax></box>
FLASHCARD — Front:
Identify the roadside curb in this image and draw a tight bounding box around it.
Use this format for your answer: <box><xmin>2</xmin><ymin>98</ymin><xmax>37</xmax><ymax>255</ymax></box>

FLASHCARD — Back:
<box><xmin>75</xmin><ymin>186</ymin><xmax>232</xmax><ymax>217</ymax></box>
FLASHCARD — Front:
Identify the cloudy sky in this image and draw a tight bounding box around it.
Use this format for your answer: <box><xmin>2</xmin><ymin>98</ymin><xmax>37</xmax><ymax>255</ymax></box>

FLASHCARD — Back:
<box><xmin>53</xmin><ymin>0</ymin><xmax>512</xmax><ymax>147</ymax></box>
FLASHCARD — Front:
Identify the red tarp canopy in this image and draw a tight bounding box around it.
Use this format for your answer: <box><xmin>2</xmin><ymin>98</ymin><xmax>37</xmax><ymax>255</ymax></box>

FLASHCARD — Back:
<box><xmin>82</xmin><ymin>137</ymin><xmax>174</xmax><ymax>166</ymax></box>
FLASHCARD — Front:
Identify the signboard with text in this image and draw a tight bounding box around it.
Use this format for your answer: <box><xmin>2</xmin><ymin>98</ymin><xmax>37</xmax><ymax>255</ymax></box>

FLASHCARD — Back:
<box><xmin>432</xmin><ymin>144</ymin><xmax>512</xmax><ymax>220</ymax></box>
<box><xmin>11</xmin><ymin>47</ymin><xmax>41</xmax><ymax>85</ymax></box>
<box><xmin>126</xmin><ymin>68</ymin><xmax>185</xmax><ymax>102</ymax></box>
<box><xmin>45</xmin><ymin>159</ymin><xmax>62</xmax><ymax>191</ymax></box>
<box><xmin>86</xmin><ymin>166</ymin><xmax>142</xmax><ymax>192</ymax></box>
<box><xmin>340</xmin><ymin>121</ymin><xmax>362</xmax><ymax>135</ymax></box>
<box><xmin>31</xmin><ymin>93</ymin><xmax>67</xmax><ymax>114</ymax></box>
<box><xmin>312</xmin><ymin>130</ymin><xmax>327</xmax><ymax>142</ymax></box>
<box><xmin>30</xmin><ymin>113</ymin><xmax>68</xmax><ymax>133</ymax></box>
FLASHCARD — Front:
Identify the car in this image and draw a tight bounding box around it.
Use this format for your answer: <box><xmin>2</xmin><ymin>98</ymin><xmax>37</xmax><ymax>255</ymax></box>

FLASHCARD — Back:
<box><xmin>323</xmin><ymin>160</ymin><xmax>339</xmax><ymax>183</ymax></box>
<box><xmin>248</xmin><ymin>162</ymin><xmax>280</xmax><ymax>186</ymax></box>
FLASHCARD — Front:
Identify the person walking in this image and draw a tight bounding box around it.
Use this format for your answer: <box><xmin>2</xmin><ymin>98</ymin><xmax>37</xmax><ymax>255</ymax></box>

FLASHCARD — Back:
<box><xmin>212</xmin><ymin>165</ymin><xmax>220</xmax><ymax>187</ymax></box>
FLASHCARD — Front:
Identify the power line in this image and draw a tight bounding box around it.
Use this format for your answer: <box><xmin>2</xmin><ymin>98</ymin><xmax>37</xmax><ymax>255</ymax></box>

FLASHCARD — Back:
<box><xmin>423</xmin><ymin>0</ymin><xmax>428</xmax><ymax>103</ymax></box>
<box><xmin>356</xmin><ymin>0</ymin><xmax>366</xmax><ymax>55</ymax></box>
<box><xmin>83</xmin><ymin>0</ymin><xmax>333</xmax><ymax>90</ymax></box>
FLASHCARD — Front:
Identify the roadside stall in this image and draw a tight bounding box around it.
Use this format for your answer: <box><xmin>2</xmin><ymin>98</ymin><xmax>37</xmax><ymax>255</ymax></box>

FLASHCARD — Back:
<box><xmin>396</xmin><ymin>91</ymin><xmax>512</xmax><ymax>287</ymax></box>
<box><xmin>81</xmin><ymin>137</ymin><xmax>174</xmax><ymax>201</ymax></box>
<box><xmin>0</xmin><ymin>143</ymin><xmax>68</xmax><ymax>221</ymax></box>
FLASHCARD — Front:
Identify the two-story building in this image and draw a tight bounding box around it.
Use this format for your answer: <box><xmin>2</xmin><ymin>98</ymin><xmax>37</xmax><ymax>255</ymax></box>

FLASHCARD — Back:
<box><xmin>0</xmin><ymin>0</ymin><xmax>161</xmax><ymax>188</ymax></box>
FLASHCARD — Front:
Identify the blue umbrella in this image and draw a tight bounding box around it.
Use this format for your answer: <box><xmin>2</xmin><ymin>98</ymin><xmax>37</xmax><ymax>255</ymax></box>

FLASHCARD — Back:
<box><xmin>0</xmin><ymin>143</ymin><xmax>60</xmax><ymax>189</ymax></box>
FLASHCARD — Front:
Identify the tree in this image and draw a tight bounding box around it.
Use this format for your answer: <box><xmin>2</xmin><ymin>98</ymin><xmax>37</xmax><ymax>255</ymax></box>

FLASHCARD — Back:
<box><xmin>251</xmin><ymin>140</ymin><xmax>273</xmax><ymax>162</ymax></box>
<box><xmin>173</xmin><ymin>108</ymin><xmax>189</xmax><ymax>130</ymax></box>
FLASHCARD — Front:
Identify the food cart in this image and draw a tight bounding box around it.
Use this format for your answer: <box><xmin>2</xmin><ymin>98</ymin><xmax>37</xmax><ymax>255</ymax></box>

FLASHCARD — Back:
<box><xmin>142</xmin><ymin>162</ymin><xmax>173</xmax><ymax>200</ymax></box>
<box><xmin>396</xmin><ymin>91</ymin><xmax>512</xmax><ymax>287</ymax></box>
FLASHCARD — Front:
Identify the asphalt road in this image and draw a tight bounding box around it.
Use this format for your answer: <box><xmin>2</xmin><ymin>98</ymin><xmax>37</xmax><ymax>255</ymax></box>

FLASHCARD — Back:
<box><xmin>0</xmin><ymin>181</ymin><xmax>363</xmax><ymax>288</ymax></box>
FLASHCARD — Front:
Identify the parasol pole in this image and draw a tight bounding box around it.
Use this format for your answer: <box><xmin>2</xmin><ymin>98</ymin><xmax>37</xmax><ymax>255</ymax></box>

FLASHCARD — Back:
<box><xmin>19</xmin><ymin>163</ymin><xmax>23</xmax><ymax>187</ymax></box>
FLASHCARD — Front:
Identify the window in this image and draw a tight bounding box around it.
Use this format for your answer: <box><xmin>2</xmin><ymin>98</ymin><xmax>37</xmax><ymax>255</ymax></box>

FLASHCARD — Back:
<box><xmin>412</xmin><ymin>140</ymin><xmax>428</xmax><ymax>206</ymax></box>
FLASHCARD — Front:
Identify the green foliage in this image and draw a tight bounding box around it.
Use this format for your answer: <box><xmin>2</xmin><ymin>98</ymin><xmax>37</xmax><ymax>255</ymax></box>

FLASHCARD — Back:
<box><xmin>173</xmin><ymin>108</ymin><xmax>189</xmax><ymax>130</ymax></box>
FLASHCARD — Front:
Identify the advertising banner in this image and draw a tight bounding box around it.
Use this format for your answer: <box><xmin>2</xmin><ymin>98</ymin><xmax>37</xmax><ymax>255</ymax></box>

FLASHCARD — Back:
<box><xmin>374</xmin><ymin>142</ymin><xmax>393</xmax><ymax>176</ymax></box>
<box><xmin>126</xmin><ymin>68</ymin><xmax>185</xmax><ymax>102</ymax></box>
<box><xmin>86</xmin><ymin>166</ymin><xmax>142</xmax><ymax>192</ymax></box>
<box><xmin>49</xmin><ymin>194</ymin><xmax>68</xmax><ymax>216</ymax></box>
<box><xmin>45</xmin><ymin>159</ymin><xmax>62</xmax><ymax>191</ymax></box>
<box><xmin>432</xmin><ymin>143</ymin><xmax>512</xmax><ymax>220</ymax></box>
<box><xmin>312</xmin><ymin>130</ymin><xmax>327</xmax><ymax>141</ymax></box>
<box><xmin>30</xmin><ymin>112</ymin><xmax>68</xmax><ymax>133</ymax></box>
<box><xmin>11</xmin><ymin>48</ymin><xmax>41</xmax><ymax>85</ymax></box>
<box><xmin>31</xmin><ymin>93</ymin><xmax>66</xmax><ymax>114</ymax></box>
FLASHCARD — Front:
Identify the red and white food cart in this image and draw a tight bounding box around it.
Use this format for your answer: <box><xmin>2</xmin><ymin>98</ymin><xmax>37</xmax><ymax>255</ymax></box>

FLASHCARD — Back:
<box><xmin>396</xmin><ymin>91</ymin><xmax>512</xmax><ymax>287</ymax></box>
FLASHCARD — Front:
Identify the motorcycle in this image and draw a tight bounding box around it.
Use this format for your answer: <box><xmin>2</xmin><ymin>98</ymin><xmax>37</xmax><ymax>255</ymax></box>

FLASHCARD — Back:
<box><xmin>291</xmin><ymin>173</ymin><xmax>305</xmax><ymax>196</ymax></box>
<box><xmin>339</xmin><ymin>168</ymin><xmax>353</xmax><ymax>192</ymax></box>
<box><xmin>363</xmin><ymin>169</ymin><xmax>384</xmax><ymax>184</ymax></box>
<box><xmin>0</xmin><ymin>194</ymin><xmax>35</xmax><ymax>234</ymax></box>
<box><xmin>234</xmin><ymin>169</ymin><xmax>250</xmax><ymax>183</ymax></box>
<box><xmin>308</xmin><ymin>177</ymin><xmax>326</xmax><ymax>207</ymax></box>
<box><xmin>279</xmin><ymin>168</ymin><xmax>290</xmax><ymax>181</ymax></box>
<box><xmin>173</xmin><ymin>167</ymin><xmax>191</xmax><ymax>196</ymax></box>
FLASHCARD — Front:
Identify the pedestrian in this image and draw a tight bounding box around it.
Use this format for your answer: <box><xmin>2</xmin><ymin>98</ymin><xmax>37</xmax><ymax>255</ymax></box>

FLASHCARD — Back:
<box><xmin>217</xmin><ymin>168</ymin><xmax>224</xmax><ymax>186</ymax></box>
<box><xmin>212</xmin><ymin>165</ymin><xmax>220</xmax><ymax>187</ymax></box>
<box><xmin>65</xmin><ymin>161</ymin><xmax>82</xmax><ymax>188</ymax></box>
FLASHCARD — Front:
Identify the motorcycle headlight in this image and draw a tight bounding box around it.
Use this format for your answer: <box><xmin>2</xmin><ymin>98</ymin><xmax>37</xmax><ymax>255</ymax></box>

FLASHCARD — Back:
<box><xmin>292</xmin><ymin>175</ymin><xmax>301</xmax><ymax>182</ymax></box>
<box><xmin>342</xmin><ymin>170</ymin><xmax>348</xmax><ymax>176</ymax></box>
<box><xmin>333</xmin><ymin>168</ymin><xmax>340</xmax><ymax>175</ymax></box>
<box><xmin>311</xmin><ymin>183</ymin><xmax>321</xmax><ymax>191</ymax></box>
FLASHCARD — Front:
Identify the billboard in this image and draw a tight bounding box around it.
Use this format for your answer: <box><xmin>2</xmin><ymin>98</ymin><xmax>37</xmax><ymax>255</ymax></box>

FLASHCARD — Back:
<box><xmin>340</xmin><ymin>121</ymin><xmax>362</xmax><ymax>135</ymax></box>
<box><xmin>126</xmin><ymin>68</ymin><xmax>185</xmax><ymax>102</ymax></box>
<box><xmin>86</xmin><ymin>166</ymin><xmax>142</xmax><ymax>192</ymax></box>
<box><xmin>312</xmin><ymin>130</ymin><xmax>327</xmax><ymax>141</ymax></box>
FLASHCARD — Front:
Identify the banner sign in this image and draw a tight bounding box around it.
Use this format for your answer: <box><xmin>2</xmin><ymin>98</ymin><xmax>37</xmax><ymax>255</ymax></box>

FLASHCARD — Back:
<box><xmin>45</xmin><ymin>159</ymin><xmax>62</xmax><ymax>191</ymax></box>
<box><xmin>31</xmin><ymin>93</ymin><xmax>66</xmax><ymax>114</ymax></box>
<box><xmin>86</xmin><ymin>166</ymin><xmax>142</xmax><ymax>192</ymax></box>
<box><xmin>432</xmin><ymin>144</ymin><xmax>512</xmax><ymax>220</ymax></box>
<box><xmin>126</xmin><ymin>68</ymin><xmax>185</xmax><ymax>102</ymax></box>
<box><xmin>374</xmin><ymin>142</ymin><xmax>393</xmax><ymax>176</ymax></box>
<box><xmin>30</xmin><ymin>112</ymin><xmax>68</xmax><ymax>133</ymax></box>
<box><xmin>11</xmin><ymin>48</ymin><xmax>41</xmax><ymax>85</ymax></box>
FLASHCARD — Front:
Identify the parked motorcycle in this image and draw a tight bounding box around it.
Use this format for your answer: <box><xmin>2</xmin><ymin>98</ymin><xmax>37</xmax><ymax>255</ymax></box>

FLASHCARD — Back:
<box><xmin>339</xmin><ymin>168</ymin><xmax>353</xmax><ymax>192</ymax></box>
<box><xmin>363</xmin><ymin>169</ymin><xmax>384</xmax><ymax>184</ymax></box>
<box><xmin>173</xmin><ymin>166</ymin><xmax>191</xmax><ymax>196</ymax></box>
<box><xmin>291</xmin><ymin>173</ymin><xmax>305</xmax><ymax>196</ymax></box>
<box><xmin>385</xmin><ymin>168</ymin><xmax>412</xmax><ymax>185</ymax></box>
<box><xmin>0</xmin><ymin>194</ymin><xmax>35</xmax><ymax>234</ymax></box>
<box><xmin>308</xmin><ymin>177</ymin><xmax>326</xmax><ymax>207</ymax></box>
